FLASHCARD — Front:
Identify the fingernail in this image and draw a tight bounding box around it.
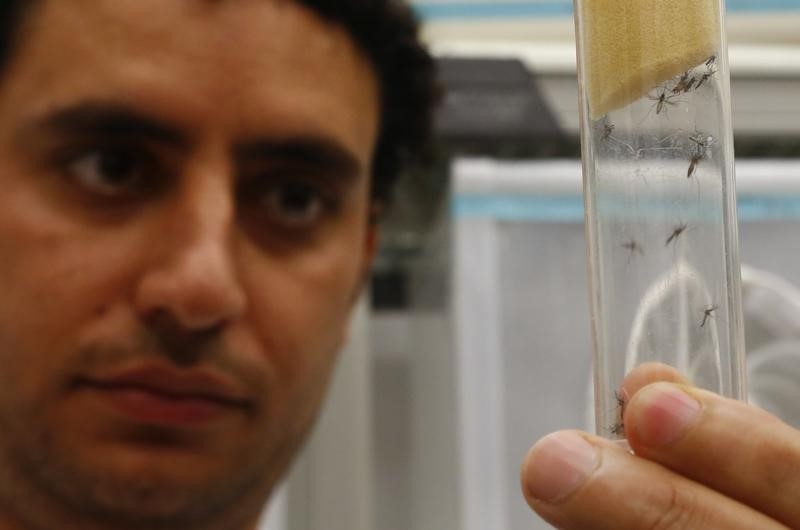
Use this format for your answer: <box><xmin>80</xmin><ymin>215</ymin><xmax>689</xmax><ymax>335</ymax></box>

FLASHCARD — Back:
<box><xmin>523</xmin><ymin>431</ymin><xmax>598</xmax><ymax>504</ymax></box>
<box><xmin>633</xmin><ymin>383</ymin><xmax>701</xmax><ymax>447</ymax></box>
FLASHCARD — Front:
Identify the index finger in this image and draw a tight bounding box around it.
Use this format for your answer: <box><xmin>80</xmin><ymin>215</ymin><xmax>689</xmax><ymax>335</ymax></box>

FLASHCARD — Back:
<box><xmin>624</xmin><ymin>380</ymin><xmax>800</xmax><ymax>527</ymax></box>
<box><xmin>620</xmin><ymin>362</ymin><xmax>690</xmax><ymax>399</ymax></box>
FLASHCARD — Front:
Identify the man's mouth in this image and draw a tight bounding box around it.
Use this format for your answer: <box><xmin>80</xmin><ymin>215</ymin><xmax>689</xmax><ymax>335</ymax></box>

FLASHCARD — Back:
<box><xmin>74</xmin><ymin>364</ymin><xmax>252</xmax><ymax>427</ymax></box>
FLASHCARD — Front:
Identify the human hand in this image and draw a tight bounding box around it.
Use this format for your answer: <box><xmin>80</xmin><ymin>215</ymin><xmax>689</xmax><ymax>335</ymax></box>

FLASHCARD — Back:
<box><xmin>520</xmin><ymin>363</ymin><xmax>800</xmax><ymax>529</ymax></box>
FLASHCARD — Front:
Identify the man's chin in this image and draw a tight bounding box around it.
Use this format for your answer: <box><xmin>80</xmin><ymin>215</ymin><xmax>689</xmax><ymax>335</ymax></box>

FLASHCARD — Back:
<box><xmin>23</xmin><ymin>439</ymin><xmax>267</xmax><ymax>528</ymax></box>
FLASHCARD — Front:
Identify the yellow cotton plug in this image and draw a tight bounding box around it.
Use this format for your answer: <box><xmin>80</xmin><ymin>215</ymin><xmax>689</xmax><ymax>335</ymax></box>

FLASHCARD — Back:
<box><xmin>581</xmin><ymin>0</ymin><xmax>719</xmax><ymax>120</ymax></box>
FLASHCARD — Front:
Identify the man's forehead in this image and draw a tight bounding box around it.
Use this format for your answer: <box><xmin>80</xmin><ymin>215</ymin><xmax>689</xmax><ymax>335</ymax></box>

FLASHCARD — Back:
<box><xmin>23</xmin><ymin>0</ymin><xmax>357</xmax><ymax>60</ymax></box>
<box><xmin>12</xmin><ymin>0</ymin><xmax>376</xmax><ymax>102</ymax></box>
<box><xmin>1</xmin><ymin>0</ymin><xmax>380</xmax><ymax>167</ymax></box>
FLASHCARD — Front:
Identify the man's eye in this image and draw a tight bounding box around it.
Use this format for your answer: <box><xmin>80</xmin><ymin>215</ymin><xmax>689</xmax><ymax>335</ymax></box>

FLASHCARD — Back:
<box><xmin>261</xmin><ymin>182</ymin><xmax>329</xmax><ymax>228</ymax></box>
<box><xmin>66</xmin><ymin>148</ymin><xmax>150</xmax><ymax>197</ymax></box>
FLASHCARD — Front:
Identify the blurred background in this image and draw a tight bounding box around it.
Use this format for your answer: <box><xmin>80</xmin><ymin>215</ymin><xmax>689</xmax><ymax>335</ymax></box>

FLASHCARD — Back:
<box><xmin>262</xmin><ymin>1</ymin><xmax>800</xmax><ymax>529</ymax></box>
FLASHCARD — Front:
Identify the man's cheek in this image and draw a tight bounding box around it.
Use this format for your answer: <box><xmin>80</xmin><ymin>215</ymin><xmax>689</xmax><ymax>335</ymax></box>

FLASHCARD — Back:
<box><xmin>0</xmin><ymin>335</ymin><xmax>54</xmax><ymax>410</ymax></box>
<box><xmin>0</xmin><ymin>344</ymin><xmax>41</xmax><ymax>429</ymax></box>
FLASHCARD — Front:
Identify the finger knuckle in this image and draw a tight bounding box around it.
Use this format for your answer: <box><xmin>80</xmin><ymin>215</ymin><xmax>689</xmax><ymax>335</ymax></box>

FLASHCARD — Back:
<box><xmin>759</xmin><ymin>439</ymin><xmax>800</xmax><ymax>488</ymax></box>
<box><xmin>757</xmin><ymin>438</ymin><xmax>800</xmax><ymax>517</ymax></box>
<box><xmin>642</xmin><ymin>482</ymin><xmax>707</xmax><ymax>530</ymax></box>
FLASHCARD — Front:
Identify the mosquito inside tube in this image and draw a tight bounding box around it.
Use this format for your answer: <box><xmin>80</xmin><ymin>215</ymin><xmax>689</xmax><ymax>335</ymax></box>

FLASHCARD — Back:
<box><xmin>688</xmin><ymin>152</ymin><xmax>703</xmax><ymax>178</ymax></box>
<box><xmin>695</xmin><ymin>64</ymin><xmax>718</xmax><ymax>89</ymax></box>
<box><xmin>701</xmin><ymin>304</ymin><xmax>718</xmax><ymax>328</ymax></box>
<box><xmin>609</xmin><ymin>390</ymin><xmax>628</xmax><ymax>436</ymax></box>
<box><xmin>672</xmin><ymin>71</ymin><xmax>697</xmax><ymax>94</ymax></box>
<box><xmin>600</xmin><ymin>122</ymin><xmax>615</xmax><ymax>141</ymax></box>
<box><xmin>665</xmin><ymin>223</ymin><xmax>689</xmax><ymax>246</ymax></box>
<box><xmin>648</xmin><ymin>88</ymin><xmax>679</xmax><ymax>115</ymax></box>
<box><xmin>687</xmin><ymin>132</ymin><xmax>712</xmax><ymax>178</ymax></box>
<box><xmin>622</xmin><ymin>239</ymin><xmax>644</xmax><ymax>258</ymax></box>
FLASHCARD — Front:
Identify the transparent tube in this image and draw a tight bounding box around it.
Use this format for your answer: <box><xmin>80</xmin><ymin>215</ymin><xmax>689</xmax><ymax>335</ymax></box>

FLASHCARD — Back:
<box><xmin>572</xmin><ymin>0</ymin><xmax>747</xmax><ymax>439</ymax></box>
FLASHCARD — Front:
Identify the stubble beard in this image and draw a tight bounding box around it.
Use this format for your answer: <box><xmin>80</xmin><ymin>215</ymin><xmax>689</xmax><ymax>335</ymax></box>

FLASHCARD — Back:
<box><xmin>0</xmin><ymin>399</ymin><xmax>285</xmax><ymax>530</ymax></box>
<box><xmin>0</xmin><ymin>338</ymin><xmax>299</xmax><ymax>530</ymax></box>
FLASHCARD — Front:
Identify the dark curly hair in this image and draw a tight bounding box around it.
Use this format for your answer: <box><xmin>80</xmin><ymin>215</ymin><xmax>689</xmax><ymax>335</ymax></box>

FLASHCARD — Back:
<box><xmin>296</xmin><ymin>0</ymin><xmax>439</xmax><ymax>205</ymax></box>
<box><xmin>0</xmin><ymin>0</ymin><xmax>439</xmax><ymax>205</ymax></box>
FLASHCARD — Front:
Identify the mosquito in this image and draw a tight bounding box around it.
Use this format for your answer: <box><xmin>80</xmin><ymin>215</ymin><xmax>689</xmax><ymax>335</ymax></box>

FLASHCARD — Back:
<box><xmin>700</xmin><ymin>304</ymin><xmax>718</xmax><ymax>328</ymax></box>
<box><xmin>610</xmin><ymin>421</ymin><xmax>625</xmax><ymax>436</ymax></box>
<box><xmin>695</xmin><ymin>65</ymin><xmax>717</xmax><ymax>89</ymax></box>
<box><xmin>705</xmin><ymin>54</ymin><xmax>717</xmax><ymax>67</ymax></box>
<box><xmin>687</xmin><ymin>154</ymin><xmax>702</xmax><ymax>178</ymax></box>
<box><xmin>610</xmin><ymin>390</ymin><xmax>628</xmax><ymax>436</ymax></box>
<box><xmin>687</xmin><ymin>132</ymin><xmax>712</xmax><ymax>178</ymax></box>
<box><xmin>622</xmin><ymin>239</ymin><xmax>644</xmax><ymax>258</ymax></box>
<box><xmin>648</xmin><ymin>88</ymin><xmax>679</xmax><ymax>115</ymax></box>
<box><xmin>600</xmin><ymin>122</ymin><xmax>615</xmax><ymax>141</ymax></box>
<box><xmin>665</xmin><ymin>223</ymin><xmax>688</xmax><ymax>246</ymax></box>
<box><xmin>672</xmin><ymin>71</ymin><xmax>696</xmax><ymax>94</ymax></box>
<box><xmin>614</xmin><ymin>390</ymin><xmax>627</xmax><ymax>413</ymax></box>
<box><xmin>689</xmin><ymin>131</ymin><xmax>711</xmax><ymax>146</ymax></box>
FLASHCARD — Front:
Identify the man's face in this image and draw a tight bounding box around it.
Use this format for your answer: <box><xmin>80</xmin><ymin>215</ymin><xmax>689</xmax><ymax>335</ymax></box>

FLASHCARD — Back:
<box><xmin>0</xmin><ymin>1</ymin><xmax>379</xmax><ymax>528</ymax></box>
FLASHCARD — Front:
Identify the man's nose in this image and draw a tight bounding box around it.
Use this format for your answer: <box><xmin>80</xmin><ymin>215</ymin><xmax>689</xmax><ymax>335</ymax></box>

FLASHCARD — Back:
<box><xmin>134</xmin><ymin>179</ymin><xmax>247</xmax><ymax>333</ymax></box>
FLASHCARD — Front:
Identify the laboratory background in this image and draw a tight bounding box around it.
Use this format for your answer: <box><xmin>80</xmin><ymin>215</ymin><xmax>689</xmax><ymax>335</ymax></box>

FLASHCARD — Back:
<box><xmin>260</xmin><ymin>1</ymin><xmax>800</xmax><ymax>529</ymax></box>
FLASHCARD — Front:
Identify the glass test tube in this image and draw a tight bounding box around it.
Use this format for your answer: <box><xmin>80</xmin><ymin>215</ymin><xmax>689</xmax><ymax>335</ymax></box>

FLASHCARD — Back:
<box><xmin>572</xmin><ymin>0</ymin><xmax>747</xmax><ymax>439</ymax></box>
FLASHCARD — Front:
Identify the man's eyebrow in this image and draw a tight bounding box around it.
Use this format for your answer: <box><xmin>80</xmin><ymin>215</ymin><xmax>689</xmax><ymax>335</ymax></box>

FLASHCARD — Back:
<box><xmin>25</xmin><ymin>102</ymin><xmax>365</xmax><ymax>178</ymax></box>
<box><xmin>235</xmin><ymin>137</ymin><xmax>363</xmax><ymax>180</ymax></box>
<box><xmin>27</xmin><ymin>102</ymin><xmax>188</xmax><ymax>146</ymax></box>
